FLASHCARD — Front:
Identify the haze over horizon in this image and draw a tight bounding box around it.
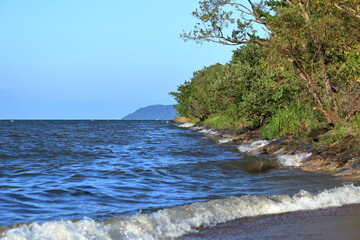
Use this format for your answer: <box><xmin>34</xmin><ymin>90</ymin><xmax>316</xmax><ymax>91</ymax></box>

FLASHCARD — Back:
<box><xmin>0</xmin><ymin>0</ymin><xmax>236</xmax><ymax>119</ymax></box>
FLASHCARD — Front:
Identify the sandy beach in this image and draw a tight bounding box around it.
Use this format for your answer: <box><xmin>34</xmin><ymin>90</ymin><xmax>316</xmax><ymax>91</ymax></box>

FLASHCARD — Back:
<box><xmin>179</xmin><ymin>204</ymin><xmax>360</xmax><ymax>240</ymax></box>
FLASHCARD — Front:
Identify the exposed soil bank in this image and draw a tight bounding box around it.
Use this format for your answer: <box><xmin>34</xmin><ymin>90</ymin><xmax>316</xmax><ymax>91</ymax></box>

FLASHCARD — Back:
<box><xmin>173</xmin><ymin>117</ymin><xmax>192</xmax><ymax>123</ymax></box>
<box><xmin>179</xmin><ymin>204</ymin><xmax>360</xmax><ymax>240</ymax></box>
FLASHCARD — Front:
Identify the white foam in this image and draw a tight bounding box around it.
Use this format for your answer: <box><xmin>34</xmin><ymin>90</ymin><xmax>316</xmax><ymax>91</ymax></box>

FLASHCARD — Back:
<box><xmin>177</xmin><ymin>123</ymin><xmax>196</xmax><ymax>128</ymax></box>
<box><xmin>277</xmin><ymin>153</ymin><xmax>312</xmax><ymax>167</ymax></box>
<box><xmin>218</xmin><ymin>138</ymin><xmax>233</xmax><ymax>144</ymax></box>
<box><xmin>199</xmin><ymin>129</ymin><xmax>219</xmax><ymax>136</ymax></box>
<box><xmin>3</xmin><ymin>185</ymin><xmax>360</xmax><ymax>240</ymax></box>
<box><xmin>190</xmin><ymin>126</ymin><xmax>204</xmax><ymax>131</ymax></box>
<box><xmin>177</xmin><ymin>123</ymin><xmax>219</xmax><ymax>136</ymax></box>
<box><xmin>2</xmin><ymin>218</ymin><xmax>110</xmax><ymax>240</ymax></box>
<box><xmin>237</xmin><ymin>140</ymin><xmax>271</xmax><ymax>152</ymax></box>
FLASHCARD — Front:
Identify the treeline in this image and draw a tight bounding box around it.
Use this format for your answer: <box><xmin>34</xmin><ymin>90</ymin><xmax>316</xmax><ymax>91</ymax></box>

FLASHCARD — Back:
<box><xmin>171</xmin><ymin>0</ymin><xmax>359</xmax><ymax>139</ymax></box>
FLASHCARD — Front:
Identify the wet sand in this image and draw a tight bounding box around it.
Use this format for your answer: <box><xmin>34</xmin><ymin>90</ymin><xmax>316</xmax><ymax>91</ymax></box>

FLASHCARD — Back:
<box><xmin>179</xmin><ymin>204</ymin><xmax>360</xmax><ymax>240</ymax></box>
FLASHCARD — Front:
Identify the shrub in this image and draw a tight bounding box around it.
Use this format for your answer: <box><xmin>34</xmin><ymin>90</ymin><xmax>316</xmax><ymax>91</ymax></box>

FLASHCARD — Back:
<box><xmin>203</xmin><ymin>114</ymin><xmax>245</xmax><ymax>130</ymax></box>
<box><xmin>261</xmin><ymin>103</ymin><xmax>322</xmax><ymax>139</ymax></box>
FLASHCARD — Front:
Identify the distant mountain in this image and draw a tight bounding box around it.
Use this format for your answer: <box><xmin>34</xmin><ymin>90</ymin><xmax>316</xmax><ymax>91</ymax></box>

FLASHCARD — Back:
<box><xmin>122</xmin><ymin>105</ymin><xmax>177</xmax><ymax>120</ymax></box>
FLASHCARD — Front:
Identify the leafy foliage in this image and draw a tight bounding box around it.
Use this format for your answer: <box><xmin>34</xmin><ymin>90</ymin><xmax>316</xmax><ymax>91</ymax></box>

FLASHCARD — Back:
<box><xmin>261</xmin><ymin>103</ymin><xmax>322</xmax><ymax>139</ymax></box>
<box><xmin>181</xmin><ymin>0</ymin><xmax>360</xmax><ymax>123</ymax></box>
<box><xmin>171</xmin><ymin>44</ymin><xmax>301</xmax><ymax>128</ymax></box>
<box><xmin>171</xmin><ymin>0</ymin><xmax>360</xmax><ymax>138</ymax></box>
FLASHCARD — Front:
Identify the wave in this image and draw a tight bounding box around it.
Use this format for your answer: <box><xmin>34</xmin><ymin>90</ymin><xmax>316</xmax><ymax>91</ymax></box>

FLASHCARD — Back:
<box><xmin>199</xmin><ymin>129</ymin><xmax>219</xmax><ymax>136</ymax></box>
<box><xmin>217</xmin><ymin>138</ymin><xmax>233</xmax><ymax>144</ymax></box>
<box><xmin>7</xmin><ymin>134</ymin><xmax>31</xmax><ymax>138</ymax></box>
<box><xmin>190</xmin><ymin>126</ymin><xmax>204</xmax><ymax>131</ymax></box>
<box><xmin>177</xmin><ymin>123</ymin><xmax>196</xmax><ymax>128</ymax></box>
<box><xmin>178</xmin><ymin>124</ymin><xmax>220</xmax><ymax>136</ymax></box>
<box><xmin>237</xmin><ymin>140</ymin><xmax>271</xmax><ymax>153</ymax></box>
<box><xmin>2</xmin><ymin>184</ymin><xmax>360</xmax><ymax>240</ymax></box>
<box><xmin>277</xmin><ymin>153</ymin><xmax>312</xmax><ymax>167</ymax></box>
<box><xmin>0</xmin><ymin>154</ymin><xmax>16</xmax><ymax>159</ymax></box>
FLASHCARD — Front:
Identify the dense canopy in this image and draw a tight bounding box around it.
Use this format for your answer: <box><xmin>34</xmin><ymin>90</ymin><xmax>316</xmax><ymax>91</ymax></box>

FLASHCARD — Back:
<box><xmin>172</xmin><ymin>0</ymin><xmax>360</xmax><ymax>138</ymax></box>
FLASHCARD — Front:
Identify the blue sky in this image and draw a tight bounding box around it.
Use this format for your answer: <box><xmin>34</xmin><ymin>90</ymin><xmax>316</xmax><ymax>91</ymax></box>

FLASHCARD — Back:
<box><xmin>0</xmin><ymin>0</ymin><xmax>236</xmax><ymax>119</ymax></box>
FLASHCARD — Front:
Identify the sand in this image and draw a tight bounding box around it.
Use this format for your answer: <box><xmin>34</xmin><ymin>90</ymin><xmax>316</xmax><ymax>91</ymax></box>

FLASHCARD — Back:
<box><xmin>179</xmin><ymin>204</ymin><xmax>360</xmax><ymax>240</ymax></box>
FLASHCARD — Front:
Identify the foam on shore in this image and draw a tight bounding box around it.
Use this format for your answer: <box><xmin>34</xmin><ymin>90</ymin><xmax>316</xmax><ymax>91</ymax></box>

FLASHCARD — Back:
<box><xmin>3</xmin><ymin>185</ymin><xmax>360</xmax><ymax>240</ymax></box>
<box><xmin>277</xmin><ymin>153</ymin><xmax>312</xmax><ymax>167</ymax></box>
<box><xmin>177</xmin><ymin>123</ymin><xmax>196</xmax><ymax>128</ymax></box>
<box><xmin>217</xmin><ymin>138</ymin><xmax>233</xmax><ymax>144</ymax></box>
<box><xmin>237</xmin><ymin>140</ymin><xmax>271</xmax><ymax>153</ymax></box>
<box><xmin>199</xmin><ymin>129</ymin><xmax>219</xmax><ymax>136</ymax></box>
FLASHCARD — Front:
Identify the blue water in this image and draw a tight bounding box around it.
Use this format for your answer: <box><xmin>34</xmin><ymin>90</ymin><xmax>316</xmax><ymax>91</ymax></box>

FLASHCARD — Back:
<box><xmin>0</xmin><ymin>120</ymin><xmax>347</xmax><ymax>233</ymax></box>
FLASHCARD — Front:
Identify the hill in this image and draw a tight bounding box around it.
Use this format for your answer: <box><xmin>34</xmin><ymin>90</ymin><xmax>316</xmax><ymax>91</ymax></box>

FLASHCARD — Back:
<box><xmin>122</xmin><ymin>105</ymin><xmax>177</xmax><ymax>120</ymax></box>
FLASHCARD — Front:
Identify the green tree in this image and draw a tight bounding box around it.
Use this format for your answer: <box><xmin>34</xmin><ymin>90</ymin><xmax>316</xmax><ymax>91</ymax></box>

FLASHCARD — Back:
<box><xmin>182</xmin><ymin>0</ymin><xmax>360</xmax><ymax>123</ymax></box>
<box><xmin>171</xmin><ymin>43</ymin><xmax>301</xmax><ymax>127</ymax></box>
<box><xmin>169</xmin><ymin>81</ymin><xmax>196</xmax><ymax>118</ymax></box>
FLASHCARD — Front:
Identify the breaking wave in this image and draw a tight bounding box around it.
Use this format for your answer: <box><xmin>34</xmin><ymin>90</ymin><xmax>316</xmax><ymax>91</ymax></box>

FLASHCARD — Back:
<box><xmin>3</xmin><ymin>185</ymin><xmax>360</xmax><ymax>240</ymax></box>
<box><xmin>177</xmin><ymin>123</ymin><xmax>196</xmax><ymax>128</ymax></box>
<box><xmin>217</xmin><ymin>138</ymin><xmax>233</xmax><ymax>144</ymax></box>
<box><xmin>277</xmin><ymin>153</ymin><xmax>312</xmax><ymax>167</ymax></box>
<box><xmin>199</xmin><ymin>129</ymin><xmax>219</xmax><ymax>136</ymax></box>
<box><xmin>237</xmin><ymin>140</ymin><xmax>271</xmax><ymax>153</ymax></box>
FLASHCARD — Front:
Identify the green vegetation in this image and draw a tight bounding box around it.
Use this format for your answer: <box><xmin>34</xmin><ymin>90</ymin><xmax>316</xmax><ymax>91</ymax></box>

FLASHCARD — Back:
<box><xmin>203</xmin><ymin>114</ymin><xmax>244</xmax><ymax>130</ymax></box>
<box><xmin>316</xmin><ymin>113</ymin><xmax>360</xmax><ymax>146</ymax></box>
<box><xmin>171</xmin><ymin>0</ymin><xmax>359</xmax><ymax>139</ymax></box>
<box><xmin>317</xmin><ymin>124</ymin><xmax>347</xmax><ymax>146</ymax></box>
<box><xmin>261</xmin><ymin>103</ymin><xmax>322</xmax><ymax>139</ymax></box>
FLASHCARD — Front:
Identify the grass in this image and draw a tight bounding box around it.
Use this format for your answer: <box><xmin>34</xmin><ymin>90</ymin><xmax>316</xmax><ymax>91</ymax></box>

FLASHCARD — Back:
<box><xmin>317</xmin><ymin>124</ymin><xmax>346</xmax><ymax>145</ymax></box>
<box><xmin>316</xmin><ymin>113</ymin><xmax>360</xmax><ymax>147</ymax></box>
<box><xmin>190</xmin><ymin>118</ymin><xmax>201</xmax><ymax>123</ymax></box>
<box><xmin>203</xmin><ymin>114</ymin><xmax>248</xmax><ymax>130</ymax></box>
<box><xmin>261</xmin><ymin>103</ymin><xmax>322</xmax><ymax>139</ymax></box>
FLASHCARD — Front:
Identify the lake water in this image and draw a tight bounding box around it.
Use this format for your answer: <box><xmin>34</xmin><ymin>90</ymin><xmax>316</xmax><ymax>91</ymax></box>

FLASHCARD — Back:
<box><xmin>1</xmin><ymin>120</ymin><xmax>359</xmax><ymax>239</ymax></box>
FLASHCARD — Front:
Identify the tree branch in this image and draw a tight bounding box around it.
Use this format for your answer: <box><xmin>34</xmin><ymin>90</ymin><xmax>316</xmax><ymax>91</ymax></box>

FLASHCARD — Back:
<box><xmin>334</xmin><ymin>3</ymin><xmax>360</xmax><ymax>19</ymax></box>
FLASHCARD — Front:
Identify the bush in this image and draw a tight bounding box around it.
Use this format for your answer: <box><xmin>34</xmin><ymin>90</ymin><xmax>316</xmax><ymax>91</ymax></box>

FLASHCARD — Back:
<box><xmin>261</xmin><ymin>103</ymin><xmax>322</xmax><ymax>139</ymax></box>
<box><xmin>203</xmin><ymin>114</ymin><xmax>245</xmax><ymax>130</ymax></box>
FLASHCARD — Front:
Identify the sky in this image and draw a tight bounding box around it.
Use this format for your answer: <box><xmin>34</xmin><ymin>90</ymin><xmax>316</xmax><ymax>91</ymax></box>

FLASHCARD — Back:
<box><xmin>0</xmin><ymin>0</ymin><xmax>236</xmax><ymax>119</ymax></box>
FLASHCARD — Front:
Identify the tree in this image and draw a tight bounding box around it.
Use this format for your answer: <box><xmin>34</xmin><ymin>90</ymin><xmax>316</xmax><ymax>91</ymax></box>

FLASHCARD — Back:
<box><xmin>170</xmin><ymin>44</ymin><xmax>301</xmax><ymax>126</ymax></box>
<box><xmin>181</xmin><ymin>0</ymin><xmax>274</xmax><ymax>45</ymax></box>
<box><xmin>332</xmin><ymin>0</ymin><xmax>360</xmax><ymax>19</ymax></box>
<box><xmin>182</xmin><ymin>0</ymin><xmax>360</xmax><ymax>122</ymax></box>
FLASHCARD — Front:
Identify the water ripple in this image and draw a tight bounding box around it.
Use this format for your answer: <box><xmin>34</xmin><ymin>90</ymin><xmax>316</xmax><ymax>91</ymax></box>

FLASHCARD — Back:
<box><xmin>0</xmin><ymin>120</ymin><xmax>345</xmax><ymax>227</ymax></box>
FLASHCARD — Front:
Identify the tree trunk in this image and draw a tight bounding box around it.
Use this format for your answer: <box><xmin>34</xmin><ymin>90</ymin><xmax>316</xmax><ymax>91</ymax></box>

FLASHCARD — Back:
<box><xmin>318</xmin><ymin>49</ymin><xmax>338</xmax><ymax>113</ymax></box>
<box><xmin>284</xmin><ymin>53</ymin><xmax>341</xmax><ymax>123</ymax></box>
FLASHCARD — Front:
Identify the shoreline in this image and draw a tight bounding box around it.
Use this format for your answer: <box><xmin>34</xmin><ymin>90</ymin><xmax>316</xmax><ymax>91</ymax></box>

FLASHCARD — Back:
<box><xmin>179</xmin><ymin>203</ymin><xmax>360</xmax><ymax>240</ymax></box>
<box><xmin>178</xmin><ymin>122</ymin><xmax>360</xmax><ymax>180</ymax></box>
<box><xmin>175</xmin><ymin>122</ymin><xmax>360</xmax><ymax>239</ymax></box>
